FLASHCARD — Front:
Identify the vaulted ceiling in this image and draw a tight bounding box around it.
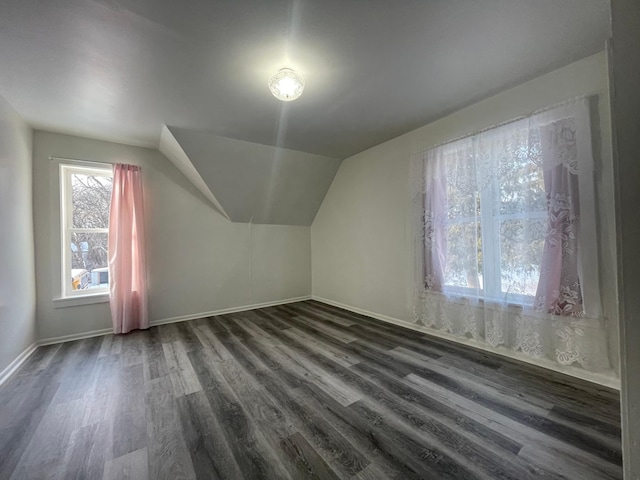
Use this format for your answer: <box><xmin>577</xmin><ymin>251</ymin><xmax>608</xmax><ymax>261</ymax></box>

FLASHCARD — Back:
<box><xmin>0</xmin><ymin>0</ymin><xmax>610</xmax><ymax>225</ymax></box>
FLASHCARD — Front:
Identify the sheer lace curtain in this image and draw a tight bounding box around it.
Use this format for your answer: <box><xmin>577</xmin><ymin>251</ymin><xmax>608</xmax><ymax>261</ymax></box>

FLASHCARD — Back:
<box><xmin>410</xmin><ymin>99</ymin><xmax>610</xmax><ymax>372</ymax></box>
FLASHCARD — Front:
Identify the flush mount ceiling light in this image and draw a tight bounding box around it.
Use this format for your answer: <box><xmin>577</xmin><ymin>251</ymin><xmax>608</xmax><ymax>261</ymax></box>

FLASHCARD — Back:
<box><xmin>268</xmin><ymin>68</ymin><xmax>304</xmax><ymax>102</ymax></box>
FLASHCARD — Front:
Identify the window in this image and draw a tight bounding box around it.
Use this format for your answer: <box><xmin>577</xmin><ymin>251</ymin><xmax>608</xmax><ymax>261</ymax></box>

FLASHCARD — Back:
<box><xmin>421</xmin><ymin>101</ymin><xmax>599</xmax><ymax>313</ymax></box>
<box><xmin>413</xmin><ymin>100</ymin><xmax>608</xmax><ymax>370</ymax></box>
<box><xmin>441</xmin><ymin>126</ymin><xmax>547</xmax><ymax>302</ymax></box>
<box><xmin>60</xmin><ymin>163</ymin><xmax>113</xmax><ymax>297</ymax></box>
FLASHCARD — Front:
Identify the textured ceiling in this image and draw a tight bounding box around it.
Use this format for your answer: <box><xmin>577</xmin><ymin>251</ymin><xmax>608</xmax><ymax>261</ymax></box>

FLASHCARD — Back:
<box><xmin>0</xmin><ymin>0</ymin><xmax>610</xmax><ymax>159</ymax></box>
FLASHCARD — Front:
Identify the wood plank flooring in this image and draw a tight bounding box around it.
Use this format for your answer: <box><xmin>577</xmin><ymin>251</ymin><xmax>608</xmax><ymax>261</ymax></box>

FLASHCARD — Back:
<box><xmin>0</xmin><ymin>300</ymin><xmax>622</xmax><ymax>479</ymax></box>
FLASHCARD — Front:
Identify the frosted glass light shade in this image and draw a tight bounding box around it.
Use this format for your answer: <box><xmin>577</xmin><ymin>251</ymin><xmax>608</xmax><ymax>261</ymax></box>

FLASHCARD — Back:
<box><xmin>268</xmin><ymin>68</ymin><xmax>304</xmax><ymax>101</ymax></box>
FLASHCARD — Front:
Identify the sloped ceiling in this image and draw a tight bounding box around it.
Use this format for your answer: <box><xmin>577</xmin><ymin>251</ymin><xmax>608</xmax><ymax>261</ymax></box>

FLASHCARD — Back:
<box><xmin>0</xmin><ymin>0</ymin><xmax>610</xmax><ymax>158</ymax></box>
<box><xmin>0</xmin><ymin>0</ymin><xmax>610</xmax><ymax>226</ymax></box>
<box><xmin>162</xmin><ymin>127</ymin><xmax>341</xmax><ymax>225</ymax></box>
<box><xmin>158</xmin><ymin>126</ymin><xmax>230</xmax><ymax>220</ymax></box>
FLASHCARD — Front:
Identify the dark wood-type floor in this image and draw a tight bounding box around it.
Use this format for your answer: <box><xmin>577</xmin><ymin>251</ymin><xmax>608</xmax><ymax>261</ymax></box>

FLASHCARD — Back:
<box><xmin>0</xmin><ymin>300</ymin><xmax>622</xmax><ymax>479</ymax></box>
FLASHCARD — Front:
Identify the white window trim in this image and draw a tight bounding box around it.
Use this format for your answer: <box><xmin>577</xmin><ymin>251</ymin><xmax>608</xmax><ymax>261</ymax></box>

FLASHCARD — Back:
<box><xmin>52</xmin><ymin>292</ymin><xmax>110</xmax><ymax>309</ymax></box>
<box><xmin>444</xmin><ymin>210</ymin><xmax>547</xmax><ymax>301</ymax></box>
<box><xmin>58</xmin><ymin>161</ymin><xmax>113</xmax><ymax>302</ymax></box>
<box><xmin>421</xmin><ymin>98</ymin><xmax>601</xmax><ymax>317</ymax></box>
<box><xmin>442</xmin><ymin>136</ymin><xmax>558</xmax><ymax>303</ymax></box>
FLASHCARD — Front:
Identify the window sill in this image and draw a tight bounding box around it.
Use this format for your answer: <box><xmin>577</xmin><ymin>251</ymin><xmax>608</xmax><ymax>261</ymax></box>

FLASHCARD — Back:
<box><xmin>443</xmin><ymin>287</ymin><xmax>534</xmax><ymax>306</ymax></box>
<box><xmin>53</xmin><ymin>293</ymin><xmax>110</xmax><ymax>309</ymax></box>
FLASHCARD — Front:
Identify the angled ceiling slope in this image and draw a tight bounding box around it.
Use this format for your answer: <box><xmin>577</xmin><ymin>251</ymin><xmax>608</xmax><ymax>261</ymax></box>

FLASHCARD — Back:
<box><xmin>159</xmin><ymin>127</ymin><xmax>230</xmax><ymax>220</ymax></box>
<box><xmin>161</xmin><ymin>126</ymin><xmax>342</xmax><ymax>226</ymax></box>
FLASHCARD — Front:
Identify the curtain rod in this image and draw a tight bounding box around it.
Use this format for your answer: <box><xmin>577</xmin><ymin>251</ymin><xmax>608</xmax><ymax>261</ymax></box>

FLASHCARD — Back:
<box><xmin>414</xmin><ymin>94</ymin><xmax>594</xmax><ymax>156</ymax></box>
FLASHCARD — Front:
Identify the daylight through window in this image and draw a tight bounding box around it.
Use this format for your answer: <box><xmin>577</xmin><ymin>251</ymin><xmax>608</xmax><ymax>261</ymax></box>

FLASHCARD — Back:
<box><xmin>60</xmin><ymin>163</ymin><xmax>113</xmax><ymax>297</ymax></box>
<box><xmin>419</xmin><ymin>101</ymin><xmax>600</xmax><ymax>314</ymax></box>
<box><xmin>440</xmin><ymin>126</ymin><xmax>548</xmax><ymax>302</ymax></box>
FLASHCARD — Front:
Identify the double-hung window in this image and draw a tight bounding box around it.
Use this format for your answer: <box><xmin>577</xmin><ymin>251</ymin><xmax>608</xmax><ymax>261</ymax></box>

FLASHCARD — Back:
<box><xmin>60</xmin><ymin>163</ymin><xmax>113</xmax><ymax>297</ymax></box>
<box><xmin>414</xmin><ymin>100</ymin><xmax>608</xmax><ymax>369</ymax></box>
<box><xmin>442</xmin><ymin>127</ymin><xmax>547</xmax><ymax>303</ymax></box>
<box><xmin>423</xmin><ymin>100</ymin><xmax>599</xmax><ymax>314</ymax></box>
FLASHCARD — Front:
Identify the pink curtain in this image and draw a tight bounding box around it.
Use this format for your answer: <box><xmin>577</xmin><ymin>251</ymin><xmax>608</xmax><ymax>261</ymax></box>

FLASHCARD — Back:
<box><xmin>534</xmin><ymin>119</ymin><xmax>583</xmax><ymax>316</ymax></box>
<box><xmin>109</xmin><ymin>164</ymin><xmax>149</xmax><ymax>334</ymax></box>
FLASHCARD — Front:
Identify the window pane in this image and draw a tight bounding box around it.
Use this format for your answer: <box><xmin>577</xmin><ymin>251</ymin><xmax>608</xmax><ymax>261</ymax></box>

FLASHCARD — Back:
<box><xmin>445</xmin><ymin>221</ymin><xmax>482</xmax><ymax>289</ymax></box>
<box><xmin>499</xmin><ymin>217</ymin><xmax>546</xmax><ymax>298</ymax></box>
<box><xmin>70</xmin><ymin>232</ymin><xmax>109</xmax><ymax>290</ymax></box>
<box><xmin>71</xmin><ymin>173</ymin><xmax>113</xmax><ymax>229</ymax></box>
<box><xmin>446</xmin><ymin>150</ymin><xmax>477</xmax><ymax>220</ymax></box>
<box><xmin>497</xmin><ymin>129</ymin><xmax>546</xmax><ymax>215</ymax></box>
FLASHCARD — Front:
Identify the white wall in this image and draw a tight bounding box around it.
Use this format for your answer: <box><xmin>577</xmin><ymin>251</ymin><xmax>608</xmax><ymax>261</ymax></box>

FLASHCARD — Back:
<box><xmin>609</xmin><ymin>0</ymin><xmax>640</xmax><ymax>476</ymax></box>
<box><xmin>33</xmin><ymin>131</ymin><xmax>311</xmax><ymax>341</ymax></box>
<box><xmin>0</xmin><ymin>96</ymin><xmax>36</xmax><ymax>374</ymax></box>
<box><xmin>312</xmin><ymin>52</ymin><xmax>619</xmax><ymax>372</ymax></box>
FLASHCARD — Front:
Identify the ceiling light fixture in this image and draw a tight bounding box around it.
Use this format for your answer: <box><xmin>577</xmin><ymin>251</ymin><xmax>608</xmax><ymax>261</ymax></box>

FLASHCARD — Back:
<box><xmin>268</xmin><ymin>68</ymin><xmax>304</xmax><ymax>102</ymax></box>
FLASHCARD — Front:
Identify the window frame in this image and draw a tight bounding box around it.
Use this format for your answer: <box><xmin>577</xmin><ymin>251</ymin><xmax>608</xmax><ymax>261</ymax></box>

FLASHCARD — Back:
<box><xmin>422</xmin><ymin>99</ymin><xmax>601</xmax><ymax>318</ymax></box>
<box><xmin>59</xmin><ymin>162</ymin><xmax>113</xmax><ymax>299</ymax></box>
<box><xmin>441</xmin><ymin>134</ymin><xmax>549</xmax><ymax>304</ymax></box>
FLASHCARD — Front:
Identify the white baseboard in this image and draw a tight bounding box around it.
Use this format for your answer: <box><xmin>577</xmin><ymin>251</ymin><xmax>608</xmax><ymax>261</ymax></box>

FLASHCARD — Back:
<box><xmin>312</xmin><ymin>295</ymin><xmax>621</xmax><ymax>390</ymax></box>
<box><xmin>37</xmin><ymin>327</ymin><xmax>114</xmax><ymax>346</ymax></box>
<box><xmin>149</xmin><ymin>295</ymin><xmax>312</xmax><ymax>327</ymax></box>
<box><xmin>0</xmin><ymin>343</ymin><xmax>38</xmax><ymax>386</ymax></box>
<box><xmin>16</xmin><ymin>296</ymin><xmax>310</xmax><ymax>384</ymax></box>
<box><xmin>36</xmin><ymin>295</ymin><xmax>312</xmax><ymax>346</ymax></box>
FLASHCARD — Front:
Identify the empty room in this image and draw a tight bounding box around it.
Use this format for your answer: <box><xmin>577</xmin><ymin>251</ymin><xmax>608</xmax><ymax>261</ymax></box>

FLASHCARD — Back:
<box><xmin>1</xmin><ymin>0</ymin><xmax>639</xmax><ymax>479</ymax></box>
